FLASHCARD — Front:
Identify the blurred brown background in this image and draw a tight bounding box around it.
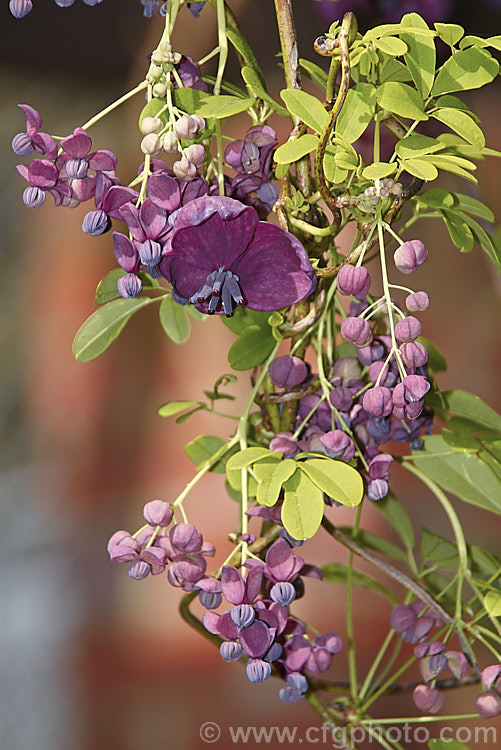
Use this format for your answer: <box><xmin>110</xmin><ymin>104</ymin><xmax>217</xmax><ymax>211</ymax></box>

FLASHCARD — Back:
<box><xmin>1</xmin><ymin>1</ymin><xmax>500</xmax><ymax>749</ymax></box>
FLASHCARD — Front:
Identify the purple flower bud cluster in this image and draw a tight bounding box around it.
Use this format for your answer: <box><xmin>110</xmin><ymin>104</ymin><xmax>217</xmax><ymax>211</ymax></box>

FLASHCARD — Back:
<box><xmin>209</xmin><ymin>126</ymin><xmax>279</xmax><ymax>219</ymax></box>
<box><xmin>201</xmin><ymin>538</ymin><xmax>341</xmax><ymax>700</ymax></box>
<box><xmin>107</xmin><ymin>500</ymin><xmax>214</xmax><ymax>589</ymax></box>
<box><xmin>391</xmin><ymin>601</ymin><xmax>469</xmax><ymax>715</ymax></box>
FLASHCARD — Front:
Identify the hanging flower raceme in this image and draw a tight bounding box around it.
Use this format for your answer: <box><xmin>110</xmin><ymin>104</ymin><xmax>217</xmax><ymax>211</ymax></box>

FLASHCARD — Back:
<box><xmin>160</xmin><ymin>196</ymin><xmax>317</xmax><ymax>316</ymax></box>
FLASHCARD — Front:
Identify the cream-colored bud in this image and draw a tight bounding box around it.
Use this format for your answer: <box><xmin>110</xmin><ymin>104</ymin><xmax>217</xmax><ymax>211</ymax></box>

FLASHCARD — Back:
<box><xmin>152</xmin><ymin>83</ymin><xmax>167</xmax><ymax>98</ymax></box>
<box><xmin>162</xmin><ymin>132</ymin><xmax>179</xmax><ymax>154</ymax></box>
<box><xmin>140</xmin><ymin>116</ymin><xmax>163</xmax><ymax>135</ymax></box>
<box><xmin>140</xmin><ymin>133</ymin><xmax>163</xmax><ymax>157</ymax></box>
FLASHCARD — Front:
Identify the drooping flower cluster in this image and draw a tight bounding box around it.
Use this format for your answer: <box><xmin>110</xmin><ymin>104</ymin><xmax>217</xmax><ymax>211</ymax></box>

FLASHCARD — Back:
<box><xmin>200</xmin><ymin>538</ymin><xmax>342</xmax><ymax>702</ymax></box>
<box><xmin>8</xmin><ymin>0</ymin><xmax>207</xmax><ymax>19</ymax></box>
<box><xmin>390</xmin><ymin>602</ymin><xmax>469</xmax><ymax>715</ymax></box>
<box><xmin>107</xmin><ymin>499</ymin><xmax>214</xmax><ymax>588</ymax></box>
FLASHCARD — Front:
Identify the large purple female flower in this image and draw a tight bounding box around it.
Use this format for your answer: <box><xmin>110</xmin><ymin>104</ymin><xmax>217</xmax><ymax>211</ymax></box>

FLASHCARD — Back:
<box><xmin>160</xmin><ymin>196</ymin><xmax>317</xmax><ymax>316</ymax></box>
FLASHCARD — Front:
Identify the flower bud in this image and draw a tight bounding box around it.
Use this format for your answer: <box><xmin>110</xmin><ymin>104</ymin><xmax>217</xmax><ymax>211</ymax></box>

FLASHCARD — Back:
<box><xmin>162</xmin><ymin>131</ymin><xmax>179</xmax><ymax>154</ymax></box>
<box><xmin>9</xmin><ymin>0</ymin><xmax>32</xmax><ymax>18</ymax></box>
<box><xmin>413</xmin><ymin>684</ymin><xmax>444</xmax><ymax>714</ymax></box>
<box><xmin>269</xmin><ymin>355</ymin><xmax>308</xmax><ymax>389</ymax></box>
<box><xmin>403</xmin><ymin>374</ymin><xmax>430</xmax><ymax>402</ymax></box>
<box><xmin>246</xmin><ymin>658</ymin><xmax>272</xmax><ymax>683</ymax></box>
<box><xmin>191</xmin><ymin>114</ymin><xmax>206</xmax><ymax>132</ymax></box>
<box><xmin>152</xmin><ymin>83</ymin><xmax>167</xmax><ymax>98</ymax></box>
<box><xmin>128</xmin><ymin>560</ymin><xmax>151</xmax><ymax>580</ymax></box>
<box><xmin>173</xmin><ymin>158</ymin><xmax>197</xmax><ymax>180</ymax></box>
<box><xmin>270</xmin><ymin>582</ymin><xmax>296</xmax><ymax>607</ymax></box>
<box><xmin>184</xmin><ymin>144</ymin><xmax>206</xmax><ymax>168</ymax></box>
<box><xmin>400</xmin><ymin>341</ymin><xmax>428</xmax><ymax>369</ymax></box>
<box><xmin>329</xmin><ymin>386</ymin><xmax>353</xmax><ymax>411</ymax></box>
<box><xmin>390</xmin><ymin>604</ymin><xmax>416</xmax><ymax>635</ymax></box>
<box><xmin>22</xmin><ymin>186</ymin><xmax>45</xmax><ymax>208</ymax></box>
<box><xmin>174</xmin><ymin>115</ymin><xmax>198</xmax><ymax>140</ymax></box>
<box><xmin>320</xmin><ymin>430</ymin><xmax>355</xmax><ymax>462</ymax></box>
<box><xmin>143</xmin><ymin>499</ymin><xmax>173</xmax><ymax>526</ymax></box>
<box><xmin>394</xmin><ymin>240</ymin><xmax>428</xmax><ymax>274</ymax></box>
<box><xmin>367</xmin><ymin>478</ymin><xmax>389</xmax><ymax>501</ymax></box>
<box><xmin>395</xmin><ymin>316</ymin><xmax>422</xmax><ymax>343</ymax></box>
<box><xmin>341</xmin><ymin>317</ymin><xmax>373</xmax><ymax>348</ymax></box>
<box><xmin>337</xmin><ymin>265</ymin><xmax>371</xmax><ymax>299</ymax></box>
<box><xmin>220</xmin><ymin>641</ymin><xmax>243</xmax><ymax>662</ymax></box>
<box><xmin>140</xmin><ymin>116</ymin><xmax>163</xmax><ymax>135</ymax></box>
<box><xmin>476</xmin><ymin>690</ymin><xmax>501</xmax><ymax>718</ymax></box>
<box><xmin>269</xmin><ymin>432</ymin><xmax>299</xmax><ymax>458</ymax></box>
<box><xmin>446</xmin><ymin>650</ymin><xmax>468</xmax><ymax>680</ymax></box>
<box><xmin>140</xmin><ymin>133</ymin><xmax>163</xmax><ymax>157</ymax></box>
<box><xmin>141</xmin><ymin>546</ymin><xmax>167</xmax><ymax>575</ymax></box>
<box><xmin>12</xmin><ymin>132</ymin><xmax>33</xmax><ymax>156</ymax></box>
<box><xmin>362</xmin><ymin>386</ymin><xmax>393</xmax><ymax>417</ymax></box>
<box><xmin>481</xmin><ymin>664</ymin><xmax>501</xmax><ymax>688</ymax></box>
<box><xmin>405</xmin><ymin>291</ymin><xmax>429</xmax><ymax>312</ymax></box>
<box><xmin>170</xmin><ymin>523</ymin><xmax>203</xmax><ymax>553</ymax></box>
<box><xmin>332</xmin><ymin>357</ymin><xmax>361</xmax><ymax>383</ymax></box>
<box><xmin>82</xmin><ymin>209</ymin><xmax>110</xmax><ymax>236</ymax></box>
<box><xmin>117</xmin><ymin>273</ymin><xmax>142</xmax><ymax>299</ymax></box>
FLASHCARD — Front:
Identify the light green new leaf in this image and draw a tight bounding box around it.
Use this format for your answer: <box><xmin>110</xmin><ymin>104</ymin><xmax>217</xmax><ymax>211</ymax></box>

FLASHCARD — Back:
<box><xmin>442</xmin><ymin>430</ymin><xmax>480</xmax><ymax>452</ymax></box>
<box><xmin>379</xmin><ymin>58</ymin><xmax>413</xmax><ymax>84</ymax></box>
<box><xmin>299</xmin><ymin>458</ymin><xmax>364</xmax><ymax>508</ymax></box>
<box><xmin>73</xmin><ymin>297</ymin><xmax>155</xmax><ymax>362</ymax></box>
<box><xmin>400</xmin><ymin>158</ymin><xmax>438</xmax><ymax>181</ymax></box>
<box><xmin>282</xmin><ymin>470</ymin><xmax>324</xmax><ymax>540</ymax></box>
<box><xmin>227</xmin><ymin>447</ymin><xmax>280</xmax><ymax>471</ymax></box>
<box><xmin>227</xmin><ymin>325</ymin><xmax>276</xmax><ymax>371</ymax></box>
<box><xmin>432</xmin><ymin>47</ymin><xmax>499</xmax><ymax>96</ymax></box>
<box><xmin>321</xmin><ymin>564</ymin><xmax>397</xmax><ymax>602</ymax></box>
<box><xmin>158</xmin><ymin>400</ymin><xmax>200</xmax><ymax>418</ymax></box>
<box><xmin>431</xmin><ymin>108</ymin><xmax>485</xmax><ymax>148</ymax></box>
<box><xmin>362</xmin><ymin>162</ymin><xmax>397</xmax><ymax>180</ymax></box>
<box><xmin>460</xmin><ymin>34</ymin><xmax>501</xmax><ymax>52</ymax></box>
<box><xmin>274</xmin><ymin>134</ymin><xmax>319</xmax><ymax>165</ymax></box>
<box><xmin>485</xmin><ymin>591</ymin><xmax>501</xmax><ymax>617</ymax></box>
<box><xmin>401</xmin><ymin>13</ymin><xmax>436</xmax><ymax>99</ymax></box>
<box><xmin>226</xmin><ymin>27</ymin><xmax>266</xmax><ymax>87</ymax></box>
<box><xmin>197</xmin><ymin>95</ymin><xmax>255</xmax><ymax>119</ymax></box>
<box><xmin>376</xmin><ymin>82</ymin><xmax>428</xmax><ymax>120</ymax></box>
<box><xmin>280</xmin><ymin>89</ymin><xmax>328</xmax><ymax>133</ymax></box>
<box><xmin>434</xmin><ymin>23</ymin><xmax>464</xmax><ymax>47</ymax></box>
<box><xmin>159</xmin><ymin>295</ymin><xmax>190</xmax><ymax>344</ymax></box>
<box><xmin>411</xmin><ymin>434</ymin><xmax>501</xmax><ymax>514</ymax></box>
<box><xmin>185</xmin><ymin>434</ymin><xmax>227</xmax><ymax>473</ymax></box>
<box><xmin>395</xmin><ymin>133</ymin><xmax>444</xmax><ymax>159</ymax></box>
<box><xmin>336</xmin><ymin>83</ymin><xmax>377</xmax><ymax>143</ymax></box>
<box><xmin>374</xmin><ymin>36</ymin><xmax>408</xmax><ymax>56</ymax></box>
<box><xmin>173</xmin><ymin>87</ymin><xmax>211</xmax><ymax>113</ymax></box>
<box><xmin>299</xmin><ymin>58</ymin><xmax>328</xmax><ymax>89</ymax></box>
<box><xmin>422</xmin><ymin>154</ymin><xmax>477</xmax><ymax>184</ymax></box>
<box><xmin>415</xmin><ymin>187</ymin><xmax>455</xmax><ymax>209</ymax></box>
<box><xmin>256</xmin><ymin>459</ymin><xmax>297</xmax><ymax>507</ymax></box>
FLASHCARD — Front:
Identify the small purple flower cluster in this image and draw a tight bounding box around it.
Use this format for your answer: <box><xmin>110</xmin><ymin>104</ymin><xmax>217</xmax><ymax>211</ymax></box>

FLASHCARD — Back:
<box><xmin>107</xmin><ymin>499</ymin><xmax>214</xmax><ymax>588</ymax></box>
<box><xmin>201</xmin><ymin>538</ymin><xmax>342</xmax><ymax>701</ymax></box>
<box><xmin>391</xmin><ymin>602</ymin><xmax>468</xmax><ymax>715</ymax></box>
<box><xmin>476</xmin><ymin>665</ymin><xmax>501</xmax><ymax>718</ymax></box>
<box><xmin>9</xmin><ymin>0</ymin><xmax>104</xmax><ymax>18</ymax></box>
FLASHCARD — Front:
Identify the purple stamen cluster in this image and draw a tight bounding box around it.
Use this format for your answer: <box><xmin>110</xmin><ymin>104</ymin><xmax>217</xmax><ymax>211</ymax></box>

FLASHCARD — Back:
<box><xmin>107</xmin><ymin>500</ymin><xmax>214</xmax><ymax>588</ymax></box>
<box><xmin>200</xmin><ymin>539</ymin><xmax>341</xmax><ymax>700</ymax></box>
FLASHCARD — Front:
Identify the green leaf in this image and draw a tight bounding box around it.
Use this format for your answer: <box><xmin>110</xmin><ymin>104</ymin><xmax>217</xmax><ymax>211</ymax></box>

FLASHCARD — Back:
<box><xmin>401</xmin><ymin>158</ymin><xmax>438</xmax><ymax>181</ymax></box>
<box><xmin>416</xmin><ymin>187</ymin><xmax>455</xmax><ymax>209</ymax></box>
<box><xmin>432</xmin><ymin>47</ymin><xmax>499</xmax><ymax>96</ymax></box>
<box><xmin>485</xmin><ymin>590</ymin><xmax>501</xmax><ymax>616</ymax></box>
<box><xmin>241</xmin><ymin>66</ymin><xmax>288</xmax><ymax>116</ymax></box>
<box><xmin>401</xmin><ymin>13</ymin><xmax>436</xmax><ymax>99</ymax></box>
<box><xmin>395</xmin><ymin>133</ymin><xmax>444</xmax><ymax>160</ymax></box>
<box><xmin>375</xmin><ymin>491</ymin><xmax>415</xmax><ymax>551</ymax></box>
<box><xmin>434</xmin><ymin>23</ymin><xmax>464</xmax><ymax>47</ymax></box>
<box><xmin>299</xmin><ymin>58</ymin><xmax>328</xmax><ymax>89</ymax></box>
<box><xmin>444</xmin><ymin>390</ymin><xmax>501</xmax><ymax>432</ymax></box>
<box><xmin>299</xmin><ymin>458</ymin><xmax>364</xmax><ymax>508</ymax></box>
<box><xmin>158</xmin><ymin>400</ymin><xmax>200</xmax><ymax>418</ymax></box>
<box><xmin>460</xmin><ymin>34</ymin><xmax>501</xmax><ymax>52</ymax></box>
<box><xmin>274</xmin><ymin>134</ymin><xmax>319</xmax><ymax>164</ymax></box>
<box><xmin>185</xmin><ymin>434</ymin><xmax>227</xmax><ymax>473</ymax></box>
<box><xmin>374</xmin><ymin>36</ymin><xmax>408</xmax><ymax>56</ymax></box>
<box><xmin>377</xmin><ymin>82</ymin><xmax>427</xmax><ymax>121</ymax></box>
<box><xmin>227</xmin><ymin>447</ymin><xmax>279</xmax><ymax>471</ymax></box>
<box><xmin>197</xmin><ymin>95</ymin><xmax>254</xmax><ymax>119</ymax></box>
<box><xmin>227</xmin><ymin>324</ymin><xmax>276</xmax><ymax>371</ymax></box>
<box><xmin>418</xmin><ymin>336</ymin><xmax>447</xmax><ymax>372</ymax></box>
<box><xmin>226</xmin><ymin>27</ymin><xmax>266</xmax><ymax>87</ymax></box>
<box><xmin>421</xmin><ymin>154</ymin><xmax>477</xmax><ymax>183</ymax></box>
<box><xmin>282</xmin><ymin>470</ymin><xmax>324</xmax><ymax>540</ymax></box>
<box><xmin>73</xmin><ymin>297</ymin><xmax>155</xmax><ymax>362</ymax></box>
<box><xmin>429</xmin><ymin>739</ymin><xmax>470</xmax><ymax>750</ymax></box>
<box><xmin>362</xmin><ymin>162</ymin><xmax>397</xmax><ymax>180</ymax></box>
<box><xmin>159</xmin><ymin>295</ymin><xmax>190</xmax><ymax>344</ymax></box>
<box><xmin>431</xmin><ymin>108</ymin><xmax>485</xmax><ymax>148</ymax></box>
<box><xmin>421</xmin><ymin>529</ymin><xmax>459</xmax><ymax>569</ymax></box>
<box><xmin>441</xmin><ymin>210</ymin><xmax>475</xmax><ymax>251</ymax></box>
<box><xmin>442</xmin><ymin>429</ymin><xmax>480</xmax><ymax>452</ymax></box>
<box><xmin>321</xmin><ymin>564</ymin><xmax>397</xmax><ymax>602</ymax></box>
<box><xmin>280</xmin><ymin>89</ymin><xmax>328</xmax><ymax>133</ymax></box>
<box><xmin>451</xmin><ymin>193</ymin><xmax>495</xmax><ymax>222</ymax></box>
<box><xmin>221</xmin><ymin>306</ymin><xmax>272</xmax><ymax>335</ymax></box>
<box><xmin>411</xmin><ymin>434</ymin><xmax>501</xmax><ymax>514</ymax></box>
<box><xmin>256</xmin><ymin>459</ymin><xmax>298</xmax><ymax>507</ymax></box>
<box><xmin>338</xmin><ymin>527</ymin><xmax>407</xmax><ymax>562</ymax></box>
<box><xmin>470</xmin><ymin>545</ymin><xmax>501</xmax><ymax>576</ymax></box>
<box><xmin>336</xmin><ymin>83</ymin><xmax>377</xmax><ymax>143</ymax></box>
<box><xmin>173</xmin><ymin>87</ymin><xmax>211</xmax><ymax>113</ymax></box>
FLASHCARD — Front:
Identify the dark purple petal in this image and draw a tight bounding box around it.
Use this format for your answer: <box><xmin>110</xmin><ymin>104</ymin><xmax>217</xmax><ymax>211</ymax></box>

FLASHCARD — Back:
<box><xmin>232</xmin><ymin>222</ymin><xmax>316</xmax><ymax>311</ymax></box>
<box><xmin>27</xmin><ymin>159</ymin><xmax>59</xmax><ymax>189</ymax></box>
<box><xmin>244</xmin><ymin>566</ymin><xmax>264</xmax><ymax>604</ymax></box>
<box><xmin>147</xmin><ymin>173</ymin><xmax>182</xmax><ymax>211</ymax></box>
<box><xmin>238</xmin><ymin>620</ymin><xmax>275</xmax><ymax>658</ymax></box>
<box><xmin>139</xmin><ymin>198</ymin><xmax>169</xmax><ymax>239</ymax></box>
<box><xmin>88</xmin><ymin>149</ymin><xmax>117</xmax><ymax>173</ymax></box>
<box><xmin>283</xmin><ymin>635</ymin><xmax>311</xmax><ymax>672</ymax></box>
<box><xmin>101</xmin><ymin>186</ymin><xmax>139</xmax><ymax>219</ymax></box>
<box><xmin>221</xmin><ymin>566</ymin><xmax>245</xmax><ymax>605</ymax></box>
<box><xmin>113</xmin><ymin>232</ymin><xmax>139</xmax><ymax>273</ymax></box>
<box><xmin>61</xmin><ymin>127</ymin><xmax>92</xmax><ymax>159</ymax></box>
<box><xmin>18</xmin><ymin>103</ymin><xmax>41</xmax><ymax>135</ymax></box>
<box><xmin>265</xmin><ymin>539</ymin><xmax>296</xmax><ymax>582</ymax></box>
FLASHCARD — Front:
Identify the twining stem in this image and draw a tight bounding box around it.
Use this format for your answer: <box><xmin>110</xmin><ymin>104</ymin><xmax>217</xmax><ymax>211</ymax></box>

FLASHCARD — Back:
<box><xmin>314</xmin><ymin>13</ymin><xmax>356</xmax><ymax>228</ymax></box>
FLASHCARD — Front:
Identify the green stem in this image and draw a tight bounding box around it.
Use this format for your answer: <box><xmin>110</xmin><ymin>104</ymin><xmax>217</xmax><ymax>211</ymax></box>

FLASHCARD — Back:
<box><xmin>80</xmin><ymin>81</ymin><xmax>148</xmax><ymax>131</ymax></box>
<box><xmin>358</xmin><ymin>630</ymin><xmax>395</xmax><ymax>702</ymax></box>
<box><xmin>347</xmin><ymin>504</ymin><xmax>362</xmax><ymax>701</ymax></box>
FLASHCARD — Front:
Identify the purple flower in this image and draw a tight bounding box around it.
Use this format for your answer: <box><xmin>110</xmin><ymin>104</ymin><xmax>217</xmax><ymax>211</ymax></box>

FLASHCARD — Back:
<box><xmin>413</xmin><ymin>684</ymin><xmax>445</xmax><ymax>714</ymax></box>
<box><xmin>394</xmin><ymin>240</ymin><xmax>428</xmax><ymax>275</ymax></box>
<box><xmin>269</xmin><ymin>356</ymin><xmax>308</xmax><ymax>389</ymax></box>
<box><xmin>337</xmin><ymin>265</ymin><xmax>371</xmax><ymax>299</ymax></box>
<box><xmin>16</xmin><ymin>159</ymin><xmax>71</xmax><ymax>207</ymax></box>
<box><xmin>341</xmin><ymin>317</ymin><xmax>373</xmax><ymax>348</ymax></box>
<box><xmin>406</xmin><ymin>291</ymin><xmax>430</xmax><ymax>312</ymax></box>
<box><xmin>9</xmin><ymin>0</ymin><xmax>33</xmax><ymax>17</ymax></box>
<box><xmin>161</xmin><ymin>196</ymin><xmax>316</xmax><ymax>316</ymax></box>
<box><xmin>12</xmin><ymin>104</ymin><xmax>57</xmax><ymax>159</ymax></box>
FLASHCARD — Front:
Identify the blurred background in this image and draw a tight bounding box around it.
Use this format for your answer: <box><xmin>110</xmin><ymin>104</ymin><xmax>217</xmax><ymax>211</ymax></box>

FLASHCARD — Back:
<box><xmin>1</xmin><ymin>1</ymin><xmax>501</xmax><ymax>748</ymax></box>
